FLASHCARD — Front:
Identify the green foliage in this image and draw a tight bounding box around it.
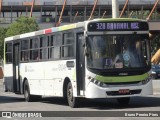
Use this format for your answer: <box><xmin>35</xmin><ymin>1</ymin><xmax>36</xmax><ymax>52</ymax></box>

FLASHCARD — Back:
<box><xmin>0</xmin><ymin>16</ymin><xmax>39</xmax><ymax>59</ymax></box>
<box><xmin>6</xmin><ymin>16</ymin><xmax>39</xmax><ymax>37</ymax></box>
<box><xmin>0</xmin><ymin>27</ymin><xmax>7</xmax><ymax>59</ymax></box>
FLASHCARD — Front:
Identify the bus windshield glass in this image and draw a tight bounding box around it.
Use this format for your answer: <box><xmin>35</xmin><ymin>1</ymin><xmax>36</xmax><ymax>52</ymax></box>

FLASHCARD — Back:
<box><xmin>87</xmin><ymin>34</ymin><xmax>150</xmax><ymax>70</ymax></box>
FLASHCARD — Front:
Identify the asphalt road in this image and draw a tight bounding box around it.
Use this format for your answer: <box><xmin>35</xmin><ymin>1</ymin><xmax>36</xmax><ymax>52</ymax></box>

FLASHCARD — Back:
<box><xmin>0</xmin><ymin>79</ymin><xmax>160</xmax><ymax>120</ymax></box>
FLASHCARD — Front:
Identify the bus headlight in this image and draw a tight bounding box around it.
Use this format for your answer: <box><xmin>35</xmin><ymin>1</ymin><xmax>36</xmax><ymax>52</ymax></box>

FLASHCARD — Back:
<box><xmin>90</xmin><ymin>78</ymin><xmax>106</xmax><ymax>87</ymax></box>
<box><xmin>141</xmin><ymin>77</ymin><xmax>151</xmax><ymax>85</ymax></box>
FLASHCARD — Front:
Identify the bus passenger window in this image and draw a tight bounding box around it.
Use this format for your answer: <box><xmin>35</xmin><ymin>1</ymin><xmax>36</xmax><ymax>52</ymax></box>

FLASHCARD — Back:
<box><xmin>50</xmin><ymin>34</ymin><xmax>61</xmax><ymax>59</ymax></box>
<box><xmin>6</xmin><ymin>43</ymin><xmax>13</xmax><ymax>63</ymax></box>
<box><xmin>62</xmin><ymin>32</ymin><xmax>74</xmax><ymax>58</ymax></box>
<box><xmin>62</xmin><ymin>45</ymin><xmax>74</xmax><ymax>58</ymax></box>
<box><xmin>30</xmin><ymin>50</ymin><xmax>39</xmax><ymax>60</ymax></box>
<box><xmin>50</xmin><ymin>47</ymin><xmax>60</xmax><ymax>59</ymax></box>
<box><xmin>21</xmin><ymin>39</ymin><xmax>29</xmax><ymax>62</ymax></box>
<box><xmin>50</xmin><ymin>35</ymin><xmax>56</xmax><ymax>46</ymax></box>
<box><xmin>30</xmin><ymin>38</ymin><xmax>40</xmax><ymax>61</ymax></box>
<box><xmin>6</xmin><ymin>53</ymin><xmax>12</xmax><ymax>63</ymax></box>
<box><xmin>40</xmin><ymin>36</ymin><xmax>49</xmax><ymax>60</ymax></box>
<box><xmin>21</xmin><ymin>51</ymin><xmax>29</xmax><ymax>61</ymax></box>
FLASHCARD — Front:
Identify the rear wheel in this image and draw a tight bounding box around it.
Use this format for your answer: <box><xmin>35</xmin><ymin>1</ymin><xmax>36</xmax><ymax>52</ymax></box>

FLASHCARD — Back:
<box><xmin>24</xmin><ymin>80</ymin><xmax>41</xmax><ymax>102</ymax></box>
<box><xmin>117</xmin><ymin>97</ymin><xmax>130</xmax><ymax>105</ymax></box>
<box><xmin>3</xmin><ymin>83</ymin><xmax>8</xmax><ymax>92</ymax></box>
<box><xmin>67</xmin><ymin>82</ymin><xmax>79</xmax><ymax>108</ymax></box>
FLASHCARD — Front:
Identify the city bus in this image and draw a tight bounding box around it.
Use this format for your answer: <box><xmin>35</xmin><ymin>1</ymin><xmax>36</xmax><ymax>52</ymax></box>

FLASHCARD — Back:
<box><xmin>3</xmin><ymin>18</ymin><xmax>153</xmax><ymax>107</ymax></box>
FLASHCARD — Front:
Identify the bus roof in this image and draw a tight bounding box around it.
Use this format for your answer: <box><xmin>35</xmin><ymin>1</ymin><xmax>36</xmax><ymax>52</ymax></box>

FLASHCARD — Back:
<box><xmin>4</xmin><ymin>18</ymin><xmax>147</xmax><ymax>42</ymax></box>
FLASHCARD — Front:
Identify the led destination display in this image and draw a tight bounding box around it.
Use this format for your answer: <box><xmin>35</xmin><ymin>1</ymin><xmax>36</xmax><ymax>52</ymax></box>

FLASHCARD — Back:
<box><xmin>88</xmin><ymin>21</ymin><xmax>149</xmax><ymax>31</ymax></box>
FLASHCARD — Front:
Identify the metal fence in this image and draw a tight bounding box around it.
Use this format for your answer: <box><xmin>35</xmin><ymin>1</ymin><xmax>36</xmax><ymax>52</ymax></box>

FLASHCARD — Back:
<box><xmin>1</xmin><ymin>0</ymin><xmax>158</xmax><ymax>6</ymax></box>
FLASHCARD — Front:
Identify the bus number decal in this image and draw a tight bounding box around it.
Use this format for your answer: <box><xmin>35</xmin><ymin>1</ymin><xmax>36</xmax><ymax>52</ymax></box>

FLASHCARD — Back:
<box><xmin>96</xmin><ymin>23</ymin><xmax>106</xmax><ymax>30</ymax></box>
<box><xmin>52</xmin><ymin>64</ymin><xmax>67</xmax><ymax>71</ymax></box>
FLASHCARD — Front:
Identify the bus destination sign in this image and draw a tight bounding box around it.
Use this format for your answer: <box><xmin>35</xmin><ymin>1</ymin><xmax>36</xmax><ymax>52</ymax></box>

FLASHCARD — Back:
<box><xmin>88</xmin><ymin>21</ymin><xmax>148</xmax><ymax>31</ymax></box>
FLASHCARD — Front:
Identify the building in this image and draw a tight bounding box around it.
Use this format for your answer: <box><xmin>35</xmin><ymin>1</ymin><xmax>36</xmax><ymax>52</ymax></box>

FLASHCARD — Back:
<box><xmin>0</xmin><ymin>0</ymin><xmax>160</xmax><ymax>29</ymax></box>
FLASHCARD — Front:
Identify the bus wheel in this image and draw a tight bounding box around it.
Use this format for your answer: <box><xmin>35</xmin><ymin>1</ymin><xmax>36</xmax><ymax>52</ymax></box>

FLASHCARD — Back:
<box><xmin>24</xmin><ymin>80</ymin><xmax>34</xmax><ymax>102</ymax></box>
<box><xmin>67</xmin><ymin>82</ymin><xmax>79</xmax><ymax>108</ymax></box>
<box><xmin>117</xmin><ymin>97</ymin><xmax>130</xmax><ymax>105</ymax></box>
<box><xmin>3</xmin><ymin>83</ymin><xmax>8</xmax><ymax>92</ymax></box>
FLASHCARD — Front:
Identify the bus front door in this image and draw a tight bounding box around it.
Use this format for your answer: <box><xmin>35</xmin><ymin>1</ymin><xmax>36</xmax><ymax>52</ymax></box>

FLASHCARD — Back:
<box><xmin>76</xmin><ymin>33</ymin><xmax>85</xmax><ymax>96</ymax></box>
<box><xmin>13</xmin><ymin>43</ymin><xmax>20</xmax><ymax>93</ymax></box>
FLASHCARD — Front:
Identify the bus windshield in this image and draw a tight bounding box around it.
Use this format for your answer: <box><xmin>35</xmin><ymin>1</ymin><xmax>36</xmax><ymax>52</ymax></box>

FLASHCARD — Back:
<box><xmin>87</xmin><ymin>34</ymin><xmax>150</xmax><ymax>70</ymax></box>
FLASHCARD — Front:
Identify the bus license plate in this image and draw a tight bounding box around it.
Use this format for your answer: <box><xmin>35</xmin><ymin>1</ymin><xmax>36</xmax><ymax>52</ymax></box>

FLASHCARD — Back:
<box><xmin>118</xmin><ymin>89</ymin><xmax>130</xmax><ymax>94</ymax></box>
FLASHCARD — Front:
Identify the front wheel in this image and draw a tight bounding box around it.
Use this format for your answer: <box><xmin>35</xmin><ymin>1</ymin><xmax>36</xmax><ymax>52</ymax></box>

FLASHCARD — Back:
<box><xmin>24</xmin><ymin>80</ymin><xmax>33</xmax><ymax>102</ymax></box>
<box><xmin>67</xmin><ymin>82</ymin><xmax>79</xmax><ymax>108</ymax></box>
<box><xmin>117</xmin><ymin>97</ymin><xmax>130</xmax><ymax>105</ymax></box>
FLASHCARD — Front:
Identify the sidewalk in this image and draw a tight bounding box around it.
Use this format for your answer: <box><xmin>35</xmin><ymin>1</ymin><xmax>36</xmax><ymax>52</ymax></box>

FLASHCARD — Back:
<box><xmin>152</xmin><ymin>80</ymin><xmax>160</xmax><ymax>95</ymax></box>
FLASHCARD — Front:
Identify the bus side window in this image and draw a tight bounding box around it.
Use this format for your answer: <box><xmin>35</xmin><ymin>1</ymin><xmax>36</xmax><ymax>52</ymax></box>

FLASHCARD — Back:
<box><xmin>21</xmin><ymin>39</ymin><xmax>29</xmax><ymax>62</ymax></box>
<box><xmin>30</xmin><ymin>37</ymin><xmax>40</xmax><ymax>61</ymax></box>
<box><xmin>62</xmin><ymin>32</ymin><xmax>74</xmax><ymax>58</ymax></box>
<box><xmin>6</xmin><ymin>42</ymin><xmax>13</xmax><ymax>63</ymax></box>
<box><xmin>50</xmin><ymin>35</ymin><xmax>55</xmax><ymax>59</ymax></box>
<box><xmin>40</xmin><ymin>36</ymin><xmax>49</xmax><ymax>60</ymax></box>
<box><xmin>50</xmin><ymin>34</ymin><xmax>61</xmax><ymax>59</ymax></box>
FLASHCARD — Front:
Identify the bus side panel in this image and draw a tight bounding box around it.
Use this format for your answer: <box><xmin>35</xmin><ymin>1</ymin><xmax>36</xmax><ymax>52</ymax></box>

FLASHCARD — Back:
<box><xmin>43</xmin><ymin>60</ymin><xmax>77</xmax><ymax>97</ymax></box>
<box><xmin>20</xmin><ymin>62</ymin><xmax>45</xmax><ymax>95</ymax></box>
<box><xmin>3</xmin><ymin>64</ymin><xmax>13</xmax><ymax>92</ymax></box>
<box><xmin>20</xmin><ymin>60</ymin><xmax>77</xmax><ymax>97</ymax></box>
<box><xmin>43</xmin><ymin>61</ymin><xmax>56</xmax><ymax>96</ymax></box>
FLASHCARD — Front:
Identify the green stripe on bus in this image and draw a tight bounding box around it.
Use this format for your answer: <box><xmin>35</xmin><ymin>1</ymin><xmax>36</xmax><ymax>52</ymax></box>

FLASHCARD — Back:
<box><xmin>95</xmin><ymin>73</ymin><xmax>149</xmax><ymax>83</ymax></box>
<box><xmin>59</xmin><ymin>24</ymin><xmax>76</xmax><ymax>31</ymax></box>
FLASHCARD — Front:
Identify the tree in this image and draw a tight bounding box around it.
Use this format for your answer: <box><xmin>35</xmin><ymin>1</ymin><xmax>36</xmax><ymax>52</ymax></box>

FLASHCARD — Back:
<box><xmin>0</xmin><ymin>16</ymin><xmax>39</xmax><ymax>60</ymax></box>
<box><xmin>0</xmin><ymin>27</ymin><xmax>7</xmax><ymax>59</ymax></box>
<box><xmin>6</xmin><ymin>16</ymin><xmax>39</xmax><ymax>37</ymax></box>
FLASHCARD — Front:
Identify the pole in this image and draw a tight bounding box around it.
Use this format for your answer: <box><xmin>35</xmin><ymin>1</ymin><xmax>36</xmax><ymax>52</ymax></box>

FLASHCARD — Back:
<box><xmin>0</xmin><ymin>0</ymin><xmax>2</xmax><ymax>17</ymax></box>
<box><xmin>147</xmin><ymin>0</ymin><xmax>159</xmax><ymax>20</ymax></box>
<box><xmin>128</xmin><ymin>11</ymin><xmax>133</xmax><ymax>18</ymax></box>
<box><xmin>112</xmin><ymin>0</ymin><xmax>119</xmax><ymax>18</ymax></box>
<box><xmin>30</xmin><ymin>0</ymin><xmax>35</xmax><ymax>18</ymax></box>
<box><xmin>101</xmin><ymin>11</ymin><xmax>106</xmax><ymax>18</ymax></box>
<box><xmin>56</xmin><ymin>0</ymin><xmax>67</xmax><ymax>27</ymax></box>
<box><xmin>73</xmin><ymin>11</ymin><xmax>78</xmax><ymax>22</ymax></box>
<box><xmin>88</xmin><ymin>0</ymin><xmax>98</xmax><ymax>20</ymax></box>
<box><xmin>119</xmin><ymin>0</ymin><xmax>129</xmax><ymax>18</ymax></box>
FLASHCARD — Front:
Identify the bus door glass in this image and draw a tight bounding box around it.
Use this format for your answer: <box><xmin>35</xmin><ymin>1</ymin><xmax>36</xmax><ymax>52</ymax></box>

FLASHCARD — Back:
<box><xmin>76</xmin><ymin>33</ymin><xmax>85</xmax><ymax>95</ymax></box>
<box><xmin>13</xmin><ymin>43</ymin><xmax>20</xmax><ymax>93</ymax></box>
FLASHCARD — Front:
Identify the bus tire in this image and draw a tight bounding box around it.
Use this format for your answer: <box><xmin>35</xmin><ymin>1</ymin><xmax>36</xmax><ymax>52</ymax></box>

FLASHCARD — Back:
<box><xmin>24</xmin><ymin>80</ymin><xmax>35</xmax><ymax>102</ymax></box>
<box><xmin>3</xmin><ymin>83</ymin><xmax>8</xmax><ymax>92</ymax></box>
<box><xmin>117</xmin><ymin>97</ymin><xmax>130</xmax><ymax>105</ymax></box>
<box><xmin>67</xmin><ymin>82</ymin><xmax>79</xmax><ymax>108</ymax></box>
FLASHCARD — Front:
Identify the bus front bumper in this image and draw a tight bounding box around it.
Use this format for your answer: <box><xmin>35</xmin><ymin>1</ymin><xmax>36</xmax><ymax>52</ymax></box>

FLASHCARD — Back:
<box><xmin>85</xmin><ymin>80</ymin><xmax>153</xmax><ymax>98</ymax></box>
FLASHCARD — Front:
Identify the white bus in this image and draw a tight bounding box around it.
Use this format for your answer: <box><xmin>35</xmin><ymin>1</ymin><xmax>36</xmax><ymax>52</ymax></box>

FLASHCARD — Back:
<box><xmin>3</xmin><ymin>18</ymin><xmax>153</xmax><ymax>107</ymax></box>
